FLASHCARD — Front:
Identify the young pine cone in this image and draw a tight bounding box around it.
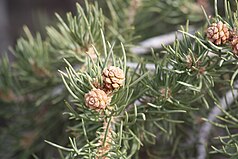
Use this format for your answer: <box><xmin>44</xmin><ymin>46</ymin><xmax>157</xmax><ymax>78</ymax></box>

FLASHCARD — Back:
<box><xmin>231</xmin><ymin>36</ymin><xmax>238</xmax><ymax>55</ymax></box>
<box><xmin>206</xmin><ymin>21</ymin><xmax>230</xmax><ymax>45</ymax></box>
<box><xmin>85</xmin><ymin>89</ymin><xmax>108</xmax><ymax>111</ymax></box>
<box><xmin>102</xmin><ymin>66</ymin><xmax>125</xmax><ymax>91</ymax></box>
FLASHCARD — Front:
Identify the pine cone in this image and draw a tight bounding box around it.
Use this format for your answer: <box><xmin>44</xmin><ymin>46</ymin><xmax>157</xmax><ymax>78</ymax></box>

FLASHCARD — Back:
<box><xmin>102</xmin><ymin>66</ymin><xmax>125</xmax><ymax>91</ymax></box>
<box><xmin>206</xmin><ymin>21</ymin><xmax>230</xmax><ymax>45</ymax></box>
<box><xmin>85</xmin><ymin>89</ymin><xmax>108</xmax><ymax>111</ymax></box>
<box><xmin>231</xmin><ymin>35</ymin><xmax>238</xmax><ymax>55</ymax></box>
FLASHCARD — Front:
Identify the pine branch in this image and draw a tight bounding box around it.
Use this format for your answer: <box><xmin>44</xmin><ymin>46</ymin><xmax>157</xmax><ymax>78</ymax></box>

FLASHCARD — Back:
<box><xmin>2</xmin><ymin>0</ymin><xmax>238</xmax><ymax>158</ymax></box>
<box><xmin>197</xmin><ymin>81</ymin><xmax>238</xmax><ymax>159</ymax></box>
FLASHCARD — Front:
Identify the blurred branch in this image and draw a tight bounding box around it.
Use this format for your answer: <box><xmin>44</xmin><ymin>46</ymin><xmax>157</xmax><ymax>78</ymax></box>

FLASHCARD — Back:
<box><xmin>127</xmin><ymin>0</ymin><xmax>141</xmax><ymax>26</ymax></box>
<box><xmin>197</xmin><ymin>81</ymin><xmax>238</xmax><ymax>159</ymax></box>
<box><xmin>127</xmin><ymin>62</ymin><xmax>155</xmax><ymax>70</ymax></box>
<box><xmin>197</xmin><ymin>0</ymin><xmax>212</xmax><ymax>15</ymax></box>
<box><xmin>131</xmin><ymin>26</ymin><xmax>196</xmax><ymax>54</ymax></box>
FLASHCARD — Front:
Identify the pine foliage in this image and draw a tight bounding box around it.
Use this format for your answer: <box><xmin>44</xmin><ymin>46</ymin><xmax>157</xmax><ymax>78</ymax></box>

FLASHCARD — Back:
<box><xmin>1</xmin><ymin>0</ymin><xmax>238</xmax><ymax>159</ymax></box>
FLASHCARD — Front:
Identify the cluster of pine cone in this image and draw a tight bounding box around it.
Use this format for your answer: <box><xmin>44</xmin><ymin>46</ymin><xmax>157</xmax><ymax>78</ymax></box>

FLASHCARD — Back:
<box><xmin>84</xmin><ymin>66</ymin><xmax>125</xmax><ymax>111</ymax></box>
<box><xmin>206</xmin><ymin>21</ymin><xmax>238</xmax><ymax>55</ymax></box>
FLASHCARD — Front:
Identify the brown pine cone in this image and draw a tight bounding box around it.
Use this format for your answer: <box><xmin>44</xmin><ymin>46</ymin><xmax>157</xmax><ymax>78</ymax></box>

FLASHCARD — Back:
<box><xmin>231</xmin><ymin>35</ymin><xmax>238</xmax><ymax>55</ymax></box>
<box><xmin>102</xmin><ymin>66</ymin><xmax>125</xmax><ymax>91</ymax></box>
<box><xmin>206</xmin><ymin>21</ymin><xmax>230</xmax><ymax>45</ymax></box>
<box><xmin>85</xmin><ymin>89</ymin><xmax>108</xmax><ymax>111</ymax></box>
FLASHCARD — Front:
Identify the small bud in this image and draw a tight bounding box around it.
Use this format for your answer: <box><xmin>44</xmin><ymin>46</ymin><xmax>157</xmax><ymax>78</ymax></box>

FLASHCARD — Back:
<box><xmin>160</xmin><ymin>88</ymin><xmax>171</xmax><ymax>99</ymax></box>
<box><xmin>231</xmin><ymin>35</ymin><xmax>238</xmax><ymax>56</ymax></box>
